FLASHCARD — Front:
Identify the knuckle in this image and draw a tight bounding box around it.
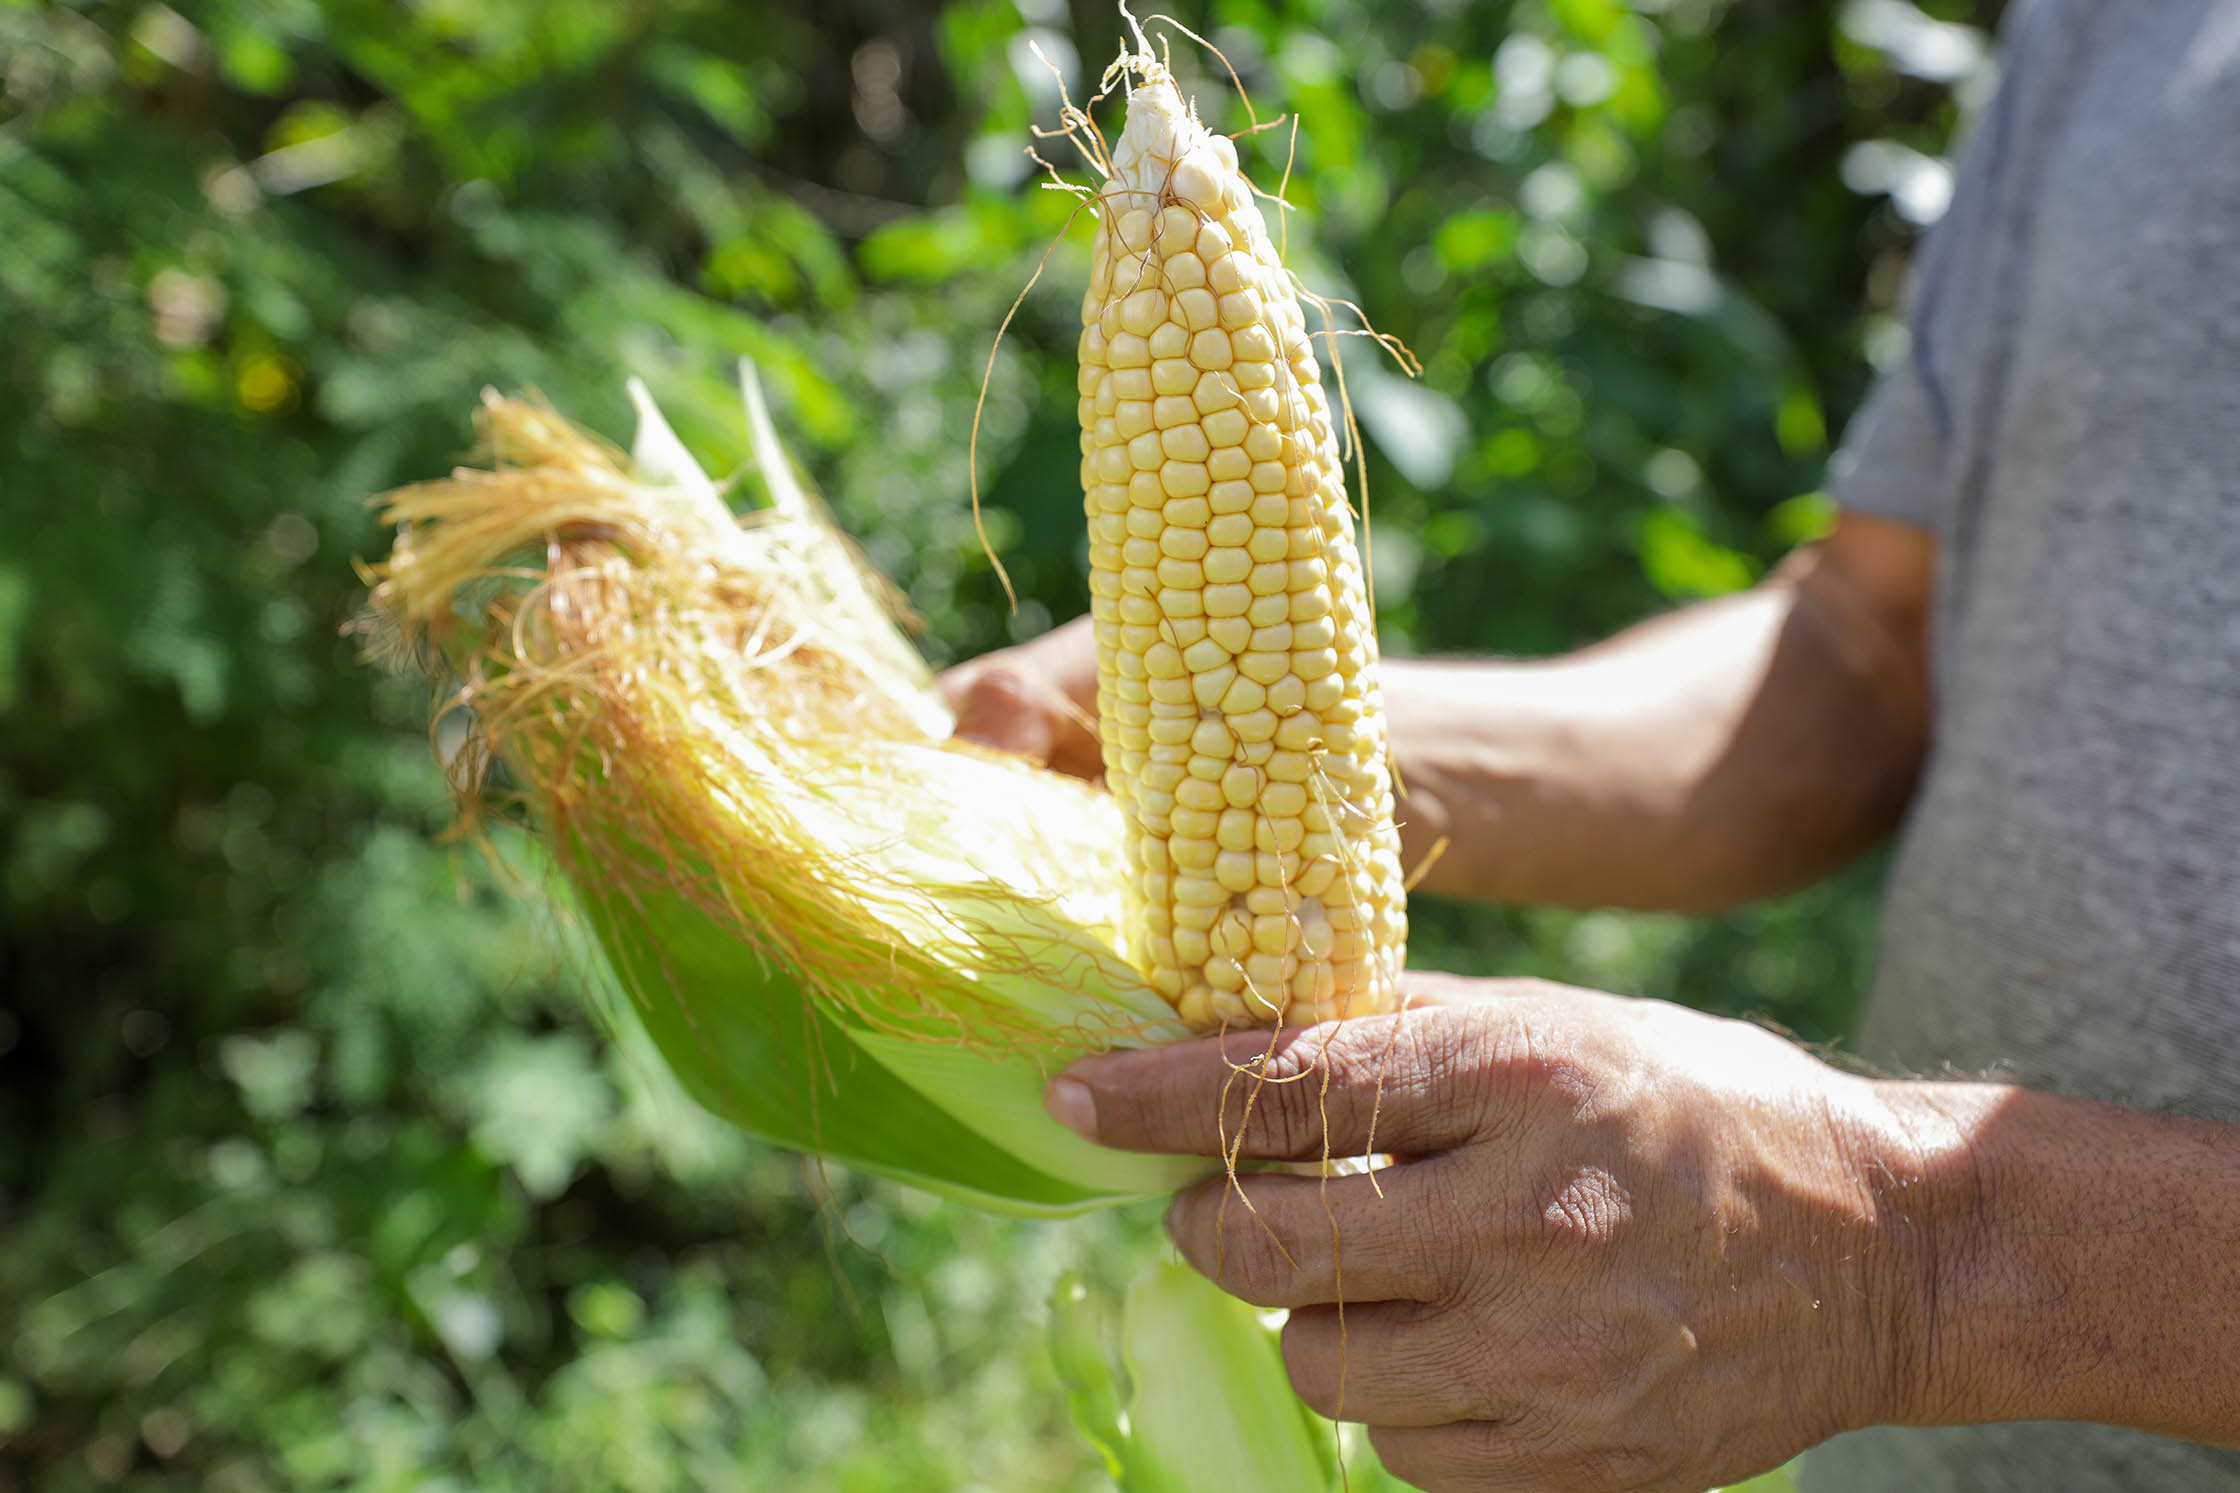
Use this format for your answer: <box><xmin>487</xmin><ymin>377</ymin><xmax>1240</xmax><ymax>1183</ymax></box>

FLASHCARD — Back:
<box><xmin>1532</xmin><ymin>1164</ymin><xmax>1634</xmax><ymax>1250</ymax></box>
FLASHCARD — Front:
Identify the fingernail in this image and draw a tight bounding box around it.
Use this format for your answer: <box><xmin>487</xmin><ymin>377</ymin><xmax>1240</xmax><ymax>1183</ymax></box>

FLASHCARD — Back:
<box><xmin>1046</xmin><ymin>1076</ymin><xmax>1097</xmax><ymax>1140</ymax></box>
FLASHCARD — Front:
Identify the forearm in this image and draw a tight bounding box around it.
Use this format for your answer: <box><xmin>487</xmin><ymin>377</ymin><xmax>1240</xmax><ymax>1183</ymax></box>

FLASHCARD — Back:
<box><xmin>1882</xmin><ymin>1081</ymin><xmax>2240</xmax><ymax>1447</ymax></box>
<box><xmin>1393</xmin><ymin>551</ymin><xmax>1928</xmax><ymax>910</ymax></box>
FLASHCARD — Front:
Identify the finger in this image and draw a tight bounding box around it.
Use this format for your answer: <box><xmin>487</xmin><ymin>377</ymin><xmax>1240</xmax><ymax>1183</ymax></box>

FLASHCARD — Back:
<box><xmin>1279</xmin><ymin>1301</ymin><xmax>1506</xmax><ymax>1428</ymax></box>
<box><xmin>1012</xmin><ymin>612</ymin><xmax>1101</xmax><ymax>708</ymax></box>
<box><xmin>1369</xmin><ymin>1422</ymin><xmax>1695</xmax><ymax>1493</ymax></box>
<box><xmin>940</xmin><ymin>615</ymin><xmax>1098</xmax><ymax>711</ymax></box>
<box><xmin>945</xmin><ymin>664</ymin><xmax>1059</xmax><ymax>758</ymax></box>
<box><xmin>1049</xmin><ymin>1003</ymin><xmax>1510</xmax><ymax>1161</ymax></box>
<box><xmin>1164</xmin><ymin>1161</ymin><xmax>1463</xmax><ymax>1309</ymax></box>
<box><xmin>1038</xmin><ymin>702</ymin><xmax>1107</xmax><ymax>782</ymax></box>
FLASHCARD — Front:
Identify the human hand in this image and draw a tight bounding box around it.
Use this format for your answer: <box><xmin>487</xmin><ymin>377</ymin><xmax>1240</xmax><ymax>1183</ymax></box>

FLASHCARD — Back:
<box><xmin>937</xmin><ymin>614</ymin><xmax>1104</xmax><ymax>780</ymax></box>
<box><xmin>1045</xmin><ymin>974</ymin><xmax>1937</xmax><ymax>1492</ymax></box>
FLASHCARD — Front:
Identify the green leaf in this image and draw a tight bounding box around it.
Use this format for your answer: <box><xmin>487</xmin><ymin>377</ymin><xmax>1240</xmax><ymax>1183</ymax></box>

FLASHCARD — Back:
<box><xmin>460</xmin><ymin>1032</ymin><xmax>614</xmax><ymax>1199</ymax></box>
<box><xmin>1777</xmin><ymin>387</ymin><xmax>1829</xmax><ymax>457</ymax></box>
<box><xmin>1639</xmin><ymin>508</ymin><xmax>1756</xmax><ymax>599</ymax></box>
<box><xmin>1768</xmin><ymin>491</ymin><xmax>1838</xmax><ymax>547</ymax></box>
<box><xmin>1434</xmin><ymin>208</ymin><xmax>1520</xmax><ymax>271</ymax></box>
<box><xmin>1048</xmin><ymin>1275</ymin><xmax>1130</xmax><ymax>1481</ymax></box>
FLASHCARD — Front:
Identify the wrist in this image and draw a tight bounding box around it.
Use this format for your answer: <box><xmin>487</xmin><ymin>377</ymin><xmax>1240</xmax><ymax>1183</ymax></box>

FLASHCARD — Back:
<box><xmin>1714</xmin><ymin>1066</ymin><xmax>1994</xmax><ymax>1445</ymax></box>
<box><xmin>1847</xmin><ymin>1078</ymin><xmax>2009</xmax><ymax>1429</ymax></box>
<box><xmin>1868</xmin><ymin>1082</ymin><xmax>2240</xmax><ymax>1446</ymax></box>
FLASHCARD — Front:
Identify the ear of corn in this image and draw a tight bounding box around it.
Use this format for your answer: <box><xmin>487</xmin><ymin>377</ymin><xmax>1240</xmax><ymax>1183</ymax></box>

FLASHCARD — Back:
<box><xmin>1080</xmin><ymin>44</ymin><xmax>1408</xmax><ymax>1030</ymax></box>
<box><xmin>360</xmin><ymin>27</ymin><xmax>1406</xmax><ymax>1221</ymax></box>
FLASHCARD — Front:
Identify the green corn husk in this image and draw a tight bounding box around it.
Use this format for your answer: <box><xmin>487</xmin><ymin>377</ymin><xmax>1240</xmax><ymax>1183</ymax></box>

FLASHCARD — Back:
<box><xmin>1051</xmin><ymin>1267</ymin><xmax>1342</xmax><ymax>1493</ymax></box>
<box><xmin>364</xmin><ymin>363</ymin><xmax>1214</xmax><ymax>1215</ymax></box>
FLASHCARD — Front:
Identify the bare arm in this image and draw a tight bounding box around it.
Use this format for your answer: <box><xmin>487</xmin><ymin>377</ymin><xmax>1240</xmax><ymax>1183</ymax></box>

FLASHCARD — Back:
<box><xmin>944</xmin><ymin>512</ymin><xmax>1937</xmax><ymax>914</ymax></box>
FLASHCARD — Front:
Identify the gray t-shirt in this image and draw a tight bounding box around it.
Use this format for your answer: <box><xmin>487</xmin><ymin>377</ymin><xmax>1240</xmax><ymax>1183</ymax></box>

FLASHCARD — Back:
<box><xmin>1805</xmin><ymin>0</ymin><xmax>2240</xmax><ymax>1488</ymax></box>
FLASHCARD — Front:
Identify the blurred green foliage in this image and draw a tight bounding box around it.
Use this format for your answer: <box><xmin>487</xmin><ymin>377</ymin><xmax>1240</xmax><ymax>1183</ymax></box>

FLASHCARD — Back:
<box><xmin>2</xmin><ymin>0</ymin><xmax>1988</xmax><ymax>1486</ymax></box>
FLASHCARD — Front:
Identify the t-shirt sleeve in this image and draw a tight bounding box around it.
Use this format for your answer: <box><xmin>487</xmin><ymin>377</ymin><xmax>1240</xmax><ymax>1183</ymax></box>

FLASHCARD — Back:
<box><xmin>1828</xmin><ymin>355</ymin><xmax>1957</xmax><ymax>532</ymax></box>
<box><xmin>1829</xmin><ymin>164</ymin><xmax>1995</xmax><ymax>537</ymax></box>
<box><xmin>1830</xmin><ymin>0</ymin><xmax>2056</xmax><ymax>536</ymax></box>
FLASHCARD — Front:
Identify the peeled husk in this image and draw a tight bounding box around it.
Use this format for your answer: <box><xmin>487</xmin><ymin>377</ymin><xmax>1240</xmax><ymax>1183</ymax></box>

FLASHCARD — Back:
<box><xmin>362</xmin><ymin>367</ymin><xmax>1211</xmax><ymax>1215</ymax></box>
